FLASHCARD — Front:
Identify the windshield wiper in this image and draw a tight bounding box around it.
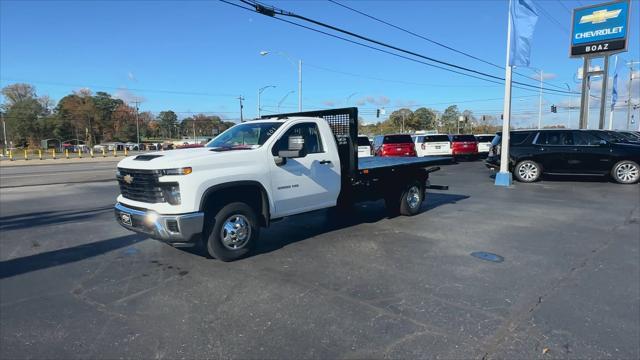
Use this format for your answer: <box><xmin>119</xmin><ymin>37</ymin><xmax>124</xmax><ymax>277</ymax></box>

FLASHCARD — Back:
<box><xmin>210</xmin><ymin>146</ymin><xmax>254</xmax><ymax>152</ymax></box>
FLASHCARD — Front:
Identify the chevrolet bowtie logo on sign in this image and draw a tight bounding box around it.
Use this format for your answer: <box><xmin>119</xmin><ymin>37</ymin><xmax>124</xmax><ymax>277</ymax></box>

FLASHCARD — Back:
<box><xmin>123</xmin><ymin>174</ymin><xmax>134</xmax><ymax>184</ymax></box>
<box><xmin>571</xmin><ymin>0</ymin><xmax>629</xmax><ymax>57</ymax></box>
<box><xmin>579</xmin><ymin>9</ymin><xmax>622</xmax><ymax>24</ymax></box>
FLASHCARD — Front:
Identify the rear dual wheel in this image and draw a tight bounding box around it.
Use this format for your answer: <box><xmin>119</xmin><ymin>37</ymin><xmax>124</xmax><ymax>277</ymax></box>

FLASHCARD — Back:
<box><xmin>385</xmin><ymin>180</ymin><xmax>424</xmax><ymax>216</ymax></box>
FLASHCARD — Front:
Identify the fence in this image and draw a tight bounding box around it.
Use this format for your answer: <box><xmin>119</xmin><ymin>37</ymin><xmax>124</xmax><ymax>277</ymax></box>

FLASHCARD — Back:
<box><xmin>0</xmin><ymin>147</ymin><xmax>140</xmax><ymax>161</ymax></box>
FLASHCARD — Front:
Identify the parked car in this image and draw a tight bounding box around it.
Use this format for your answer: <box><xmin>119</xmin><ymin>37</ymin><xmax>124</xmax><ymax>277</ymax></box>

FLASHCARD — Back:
<box><xmin>485</xmin><ymin>129</ymin><xmax>640</xmax><ymax>184</ymax></box>
<box><xmin>414</xmin><ymin>134</ymin><xmax>452</xmax><ymax>157</ymax></box>
<box><xmin>373</xmin><ymin>134</ymin><xmax>417</xmax><ymax>157</ymax></box>
<box><xmin>474</xmin><ymin>134</ymin><xmax>494</xmax><ymax>156</ymax></box>
<box><xmin>448</xmin><ymin>134</ymin><xmax>478</xmax><ymax>160</ymax></box>
<box><xmin>357</xmin><ymin>136</ymin><xmax>373</xmax><ymax>157</ymax></box>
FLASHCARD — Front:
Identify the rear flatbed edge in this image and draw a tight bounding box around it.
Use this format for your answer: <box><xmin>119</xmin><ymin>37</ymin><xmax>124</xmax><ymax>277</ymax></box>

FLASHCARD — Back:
<box><xmin>357</xmin><ymin>156</ymin><xmax>453</xmax><ymax>171</ymax></box>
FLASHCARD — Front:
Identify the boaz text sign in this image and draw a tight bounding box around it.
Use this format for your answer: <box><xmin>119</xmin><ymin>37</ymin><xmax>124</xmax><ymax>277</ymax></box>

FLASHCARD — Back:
<box><xmin>570</xmin><ymin>0</ymin><xmax>630</xmax><ymax>57</ymax></box>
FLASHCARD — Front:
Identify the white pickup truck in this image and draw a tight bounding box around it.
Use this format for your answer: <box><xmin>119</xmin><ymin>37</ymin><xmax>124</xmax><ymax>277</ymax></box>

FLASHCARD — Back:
<box><xmin>115</xmin><ymin>108</ymin><xmax>449</xmax><ymax>261</ymax></box>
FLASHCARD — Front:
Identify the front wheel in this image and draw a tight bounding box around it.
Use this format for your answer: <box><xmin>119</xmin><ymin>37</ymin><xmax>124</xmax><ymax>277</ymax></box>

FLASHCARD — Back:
<box><xmin>514</xmin><ymin>160</ymin><xmax>541</xmax><ymax>183</ymax></box>
<box><xmin>205</xmin><ymin>202</ymin><xmax>259</xmax><ymax>261</ymax></box>
<box><xmin>611</xmin><ymin>160</ymin><xmax>640</xmax><ymax>184</ymax></box>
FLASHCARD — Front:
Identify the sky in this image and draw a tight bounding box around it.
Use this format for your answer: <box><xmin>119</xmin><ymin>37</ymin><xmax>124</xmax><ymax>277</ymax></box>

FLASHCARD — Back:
<box><xmin>1</xmin><ymin>0</ymin><xmax>639</xmax><ymax>129</ymax></box>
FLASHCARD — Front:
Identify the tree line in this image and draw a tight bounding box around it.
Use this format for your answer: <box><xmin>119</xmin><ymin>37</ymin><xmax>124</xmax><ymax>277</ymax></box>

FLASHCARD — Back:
<box><xmin>0</xmin><ymin>83</ymin><xmax>236</xmax><ymax>148</ymax></box>
<box><xmin>360</xmin><ymin>105</ymin><xmax>501</xmax><ymax>136</ymax></box>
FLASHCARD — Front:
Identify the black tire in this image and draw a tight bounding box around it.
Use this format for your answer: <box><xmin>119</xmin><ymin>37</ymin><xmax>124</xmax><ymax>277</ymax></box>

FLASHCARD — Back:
<box><xmin>386</xmin><ymin>180</ymin><xmax>424</xmax><ymax>216</ymax></box>
<box><xmin>513</xmin><ymin>160</ymin><xmax>541</xmax><ymax>183</ymax></box>
<box><xmin>611</xmin><ymin>160</ymin><xmax>640</xmax><ymax>184</ymax></box>
<box><xmin>205</xmin><ymin>202</ymin><xmax>259</xmax><ymax>262</ymax></box>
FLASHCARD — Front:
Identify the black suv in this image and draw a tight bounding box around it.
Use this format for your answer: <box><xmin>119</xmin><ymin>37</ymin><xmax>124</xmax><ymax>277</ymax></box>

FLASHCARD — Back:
<box><xmin>485</xmin><ymin>129</ymin><xmax>640</xmax><ymax>184</ymax></box>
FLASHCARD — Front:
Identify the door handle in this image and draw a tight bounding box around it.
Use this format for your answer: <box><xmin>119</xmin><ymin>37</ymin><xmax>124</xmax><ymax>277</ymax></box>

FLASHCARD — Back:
<box><xmin>319</xmin><ymin>160</ymin><xmax>332</xmax><ymax>165</ymax></box>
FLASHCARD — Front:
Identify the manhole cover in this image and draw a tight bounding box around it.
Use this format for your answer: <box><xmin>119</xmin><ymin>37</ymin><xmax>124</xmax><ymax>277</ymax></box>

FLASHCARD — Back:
<box><xmin>470</xmin><ymin>251</ymin><xmax>504</xmax><ymax>263</ymax></box>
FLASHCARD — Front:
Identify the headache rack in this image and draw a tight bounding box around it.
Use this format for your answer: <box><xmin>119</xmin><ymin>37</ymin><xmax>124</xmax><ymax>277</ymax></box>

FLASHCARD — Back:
<box><xmin>261</xmin><ymin>107</ymin><xmax>359</xmax><ymax>180</ymax></box>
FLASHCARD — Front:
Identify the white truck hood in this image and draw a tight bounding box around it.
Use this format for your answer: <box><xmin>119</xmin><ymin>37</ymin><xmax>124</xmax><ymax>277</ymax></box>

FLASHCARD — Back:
<box><xmin>116</xmin><ymin>147</ymin><xmax>257</xmax><ymax>170</ymax></box>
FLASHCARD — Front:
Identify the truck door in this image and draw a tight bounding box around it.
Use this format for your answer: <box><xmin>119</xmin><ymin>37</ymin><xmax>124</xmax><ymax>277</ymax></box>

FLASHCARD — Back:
<box><xmin>269</xmin><ymin>122</ymin><xmax>341</xmax><ymax>217</ymax></box>
<box><xmin>531</xmin><ymin>131</ymin><xmax>573</xmax><ymax>173</ymax></box>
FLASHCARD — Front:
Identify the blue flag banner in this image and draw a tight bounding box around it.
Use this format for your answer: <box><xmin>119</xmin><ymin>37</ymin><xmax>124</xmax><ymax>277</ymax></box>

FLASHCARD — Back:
<box><xmin>509</xmin><ymin>0</ymin><xmax>539</xmax><ymax>67</ymax></box>
<box><xmin>611</xmin><ymin>56</ymin><xmax>619</xmax><ymax>111</ymax></box>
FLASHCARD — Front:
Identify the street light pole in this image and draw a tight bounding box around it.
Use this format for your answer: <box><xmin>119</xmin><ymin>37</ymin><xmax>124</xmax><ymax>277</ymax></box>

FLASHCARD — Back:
<box><xmin>133</xmin><ymin>101</ymin><xmax>140</xmax><ymax>150</ymax></box>
<box><xmin>260</xmin><ymin>50</ymin><xmax>302</xmax><ymax>111</ymax></box>
<box><xmin>258</xmin><ymin>85</ymin><xmax>276</xmax><ymax>117</ymax></box>
<box><xmin>1</xmin><ymin>112</ymin><xmax>7</xmax><ymax>156</ymax></box>
<box><xmin>278</xmin><ymin>90</ymin><xmax>294</xmax><ymax>112</ymax></box>
<box><xmin>538</xmin><ymin>69</ymin><xmax>543</xmax><ymax>129</ymax></box>
<box><xmin>627</xmin><ymin>61</ymin><xmax>639</xmax><ymax>130</ymax></box>
<box><xmin>298</xmin><ymin>59</ymin><xmax>302</xmax><ymax>111</ymax></box>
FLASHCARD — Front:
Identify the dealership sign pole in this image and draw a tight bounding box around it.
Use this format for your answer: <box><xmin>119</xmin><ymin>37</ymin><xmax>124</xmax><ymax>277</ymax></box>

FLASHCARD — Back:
<box><xmin>571</xmin><ymin>0</ymin><xmax>630</xmax><ymax>129</ymax></box>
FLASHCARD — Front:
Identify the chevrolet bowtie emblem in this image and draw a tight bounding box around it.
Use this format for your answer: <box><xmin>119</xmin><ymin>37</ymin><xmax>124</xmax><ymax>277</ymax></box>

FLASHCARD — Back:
<box><xmin>579</xmin><ymin>9</ymin><xmax>622</xmax><ymax>24</ymax></box>
<box><xmin>123</xmin><ymin>174</ymin><xmax>134</xmax><ymax>184</ymax></box>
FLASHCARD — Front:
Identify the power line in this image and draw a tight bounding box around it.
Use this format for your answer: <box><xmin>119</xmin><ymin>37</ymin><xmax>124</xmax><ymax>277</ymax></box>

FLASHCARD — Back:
<box><xmin>557</xmin><ymin>1</ymin><xmax>574</xmax><ymax>15</ymax></box>
<box><xmin>537</xmin><ymin>2</ymin><xmax>571</xmax><ymax>34</ymax></box>
<box><xmin>326</xmin><ymin>0</ymin><xmax>572</xmax><ymax>92</ymax></box>
<box><xmin>304</xmin><ymin>63</ymin><xmax>500</xmax><ymax>88</ymax></box>
<box><xmin>224</xmin><ymin>0</ymin><xmax>577</xmax><ymax>96</ymax></box>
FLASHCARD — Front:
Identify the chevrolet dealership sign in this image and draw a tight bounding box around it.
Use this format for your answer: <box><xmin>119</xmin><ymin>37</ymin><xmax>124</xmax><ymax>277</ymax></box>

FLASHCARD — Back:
<box><xmin>571</xmin><ymin>0</ymin><xmax>630</xmax><ymax>57</ymax></box>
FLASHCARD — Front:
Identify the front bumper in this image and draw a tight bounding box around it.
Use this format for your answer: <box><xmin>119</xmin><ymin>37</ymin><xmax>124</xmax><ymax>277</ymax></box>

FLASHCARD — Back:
<box><xmin>114</xmin><ymin>203</ymin><xmax>204</xmax><ymax>247</ymax></box>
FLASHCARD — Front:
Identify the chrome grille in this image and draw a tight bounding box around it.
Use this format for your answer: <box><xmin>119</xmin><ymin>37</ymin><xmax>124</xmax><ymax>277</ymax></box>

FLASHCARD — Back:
<box><xmin>117</xmin><ymin>168</ymin><xmax>164</xmax><ymax>203</ymax></box>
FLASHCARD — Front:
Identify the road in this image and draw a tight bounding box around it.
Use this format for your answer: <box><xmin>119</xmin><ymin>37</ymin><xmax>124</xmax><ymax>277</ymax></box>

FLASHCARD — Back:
<box><xmin>0</xmin><ymin>161</ymin><xmax>118</xmax><ymax>188</ymax></box>
<box><xmin>0</xmin><ymin>162</ymin><xmax>638</xmax><ymax>359</ymax></box>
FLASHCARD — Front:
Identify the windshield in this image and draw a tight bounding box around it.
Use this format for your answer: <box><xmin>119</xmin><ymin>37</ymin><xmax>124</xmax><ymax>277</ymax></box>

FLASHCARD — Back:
<box><xmin>450</xmin><ymin>135</ymin><xmax>477</xmax><ymax>142</ymax></box>
<box><xmin>357</xmin><ymin>137</ymin><xmax>371</xmax><ymax>146</ymax></box>
<box><xmin>383</xmin><ymin>135</ymin><xmax>413</xmax><ymax>144</ymax></box>
<box><xmin>475</xmin><ymin>136</ymin><xmax>494</xmax><ymax>142</ymax></box>
<box><xmin>424</xmin><ymin>135</ymin><xmax>450</xmax><ymax>142</ymax></box>
<box><xmin>207</xmin><ymin>122</ymin><xmax>282</xmax><ymax>149</ymax></box>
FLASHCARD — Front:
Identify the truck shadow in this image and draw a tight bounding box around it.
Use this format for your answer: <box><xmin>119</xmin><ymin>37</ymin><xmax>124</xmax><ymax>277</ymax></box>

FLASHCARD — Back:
<box><xmin>0</xmin><ymin>206</ymin><xmax>114</xmax><ymax>232</ymax></box>
<box><xmin>0</xmin><ymin>234</ymin><xmax>145</xmax><ymax>279</ymax></box>
<box><xmin>254</xmin><ymin>192</ymin><xmax>469</xmax><ymax>257</ymax></box>
<box><xmin>182</xmin><ymin>192</ymin><xmax>469</xmax><ymax>259</ymax></box>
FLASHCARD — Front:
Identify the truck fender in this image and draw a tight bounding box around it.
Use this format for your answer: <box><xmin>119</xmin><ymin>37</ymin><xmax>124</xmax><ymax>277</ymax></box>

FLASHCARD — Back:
<box><xmin>199</xmin><ymin>181</ymin><xmax>271</xmax><ymax>227</ymax></box>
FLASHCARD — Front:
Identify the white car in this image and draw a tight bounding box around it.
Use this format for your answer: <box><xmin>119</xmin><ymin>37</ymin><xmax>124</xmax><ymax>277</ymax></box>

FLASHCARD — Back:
<box><xmin>414</xmin><ymin>134</ymin><xmax>452</xmax><ymax>157</ymax></box>
<box><xmin>474</xmin><ymin>134</ymin><xmax>495</xmax><ymax>155</ymax></box>
<box><xmin>357</xmin><ymin>136</ymin><xmax>372</xmax><ymax>157</ymax></box>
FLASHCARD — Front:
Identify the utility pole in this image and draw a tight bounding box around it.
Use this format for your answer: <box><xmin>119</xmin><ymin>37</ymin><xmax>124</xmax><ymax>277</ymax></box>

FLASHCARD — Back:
<box><xmin>627</xmin><ymin>61</ymin><xmax>639</xmax><ymax>130</ymax></box>
<box><xmin>193</xmin><ymin>120</ymin><xmax>197</xmax><ymax>144</ymax></box>
<box><xmin>238</xmin><ymin>96</ymin><xmax>245</xmax><ymax>122</ymax></box>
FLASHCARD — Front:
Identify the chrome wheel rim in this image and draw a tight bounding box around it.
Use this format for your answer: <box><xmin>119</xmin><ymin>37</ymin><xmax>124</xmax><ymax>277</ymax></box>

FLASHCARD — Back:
<box><xmin>518</xmin><ymin>162</ymin><xmax>538</xmax><ymax>181</ymax></box>
<box><xmin>406</xmin><ymin>185</ymin><xmax>421</xmax><ymax>209</ymax></box>
<box><xmin>220</xmin><ymin>214</ymin><xmax>251</xmax><ymax>250</ymax></box>
<box><xmin>616</xmin><ymin>163</ymin><xmax>639</xmax><ymax>183</ymax></box>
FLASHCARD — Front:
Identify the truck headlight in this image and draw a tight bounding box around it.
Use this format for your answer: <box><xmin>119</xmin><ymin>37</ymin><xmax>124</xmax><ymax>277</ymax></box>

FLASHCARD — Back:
<box><xmin>161</xmin><ymin>167</ymin><xmax>192</xmax><ymax>176</ymax></box>
<box><xmin>162</xmin><ymin>183</ymin><xmax>181</xmax><ymax>205</ymax></box>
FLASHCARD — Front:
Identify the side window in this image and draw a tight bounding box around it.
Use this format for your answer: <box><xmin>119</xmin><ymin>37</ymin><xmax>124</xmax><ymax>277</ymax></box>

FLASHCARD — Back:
<box><xmin>572</xmin><ymin>131</ymin><xmax>601</xmax><ymax>146</ymax></box>
<box><xmin>271</xmin><ymin>123</ymin><xmax>324</xmax><ymax>156</ymax></box>
<box><xmin>536</xmin><ymin>131</ymin><xmax>573</xmax><ymax>146</ymax></box>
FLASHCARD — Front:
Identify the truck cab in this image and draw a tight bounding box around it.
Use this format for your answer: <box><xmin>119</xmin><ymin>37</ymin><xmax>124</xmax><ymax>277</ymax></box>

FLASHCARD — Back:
<box><xmin>115</xmin><ymin>108</ymin><xmax>448</xmax><ymax>261</ymax></box>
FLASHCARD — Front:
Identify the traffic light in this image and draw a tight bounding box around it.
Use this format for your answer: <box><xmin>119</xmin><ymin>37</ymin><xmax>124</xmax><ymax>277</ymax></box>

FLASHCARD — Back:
<box><xmin>551</xmin><ymin>105</ymin><xmax>557</xmax><ymax>113</ymax></box>
<box><xmin>376</xmin><ymin>109</ymin><xmax>380</xmax><ymax>118</ymax></box>
<box><xmin>500</xmin><ymin>114</ymin><xmax>504</xmax><ymax>120</ymax></box>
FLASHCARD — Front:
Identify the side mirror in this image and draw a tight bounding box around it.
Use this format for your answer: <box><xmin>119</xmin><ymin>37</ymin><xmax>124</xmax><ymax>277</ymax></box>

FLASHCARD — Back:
<box><xmin>278</xmin><ymin>135</ymin><xmax>307</xmax><ymax>159</ymax></box>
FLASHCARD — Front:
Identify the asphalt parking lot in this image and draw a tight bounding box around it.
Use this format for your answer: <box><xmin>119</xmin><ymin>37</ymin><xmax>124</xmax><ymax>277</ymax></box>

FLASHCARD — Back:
<box><xmin>1</xmin><ymin>161</ymin><xmax>638</xmax><ymax>359</ymax></box>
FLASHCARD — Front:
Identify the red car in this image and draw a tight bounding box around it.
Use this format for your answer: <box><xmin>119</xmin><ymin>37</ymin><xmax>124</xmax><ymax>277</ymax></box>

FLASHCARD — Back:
<box><xmin>373</xmin><ymin>134</ymin><xmax>417</xmax><ymax>157</ymax></box>
<box><xmin>448</xmin><ymin>134</ymin><xmax>478</xmax><ymax>160</ymax></box>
